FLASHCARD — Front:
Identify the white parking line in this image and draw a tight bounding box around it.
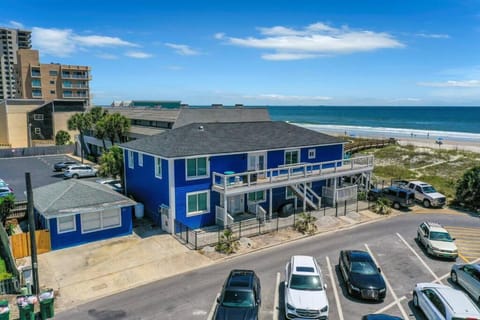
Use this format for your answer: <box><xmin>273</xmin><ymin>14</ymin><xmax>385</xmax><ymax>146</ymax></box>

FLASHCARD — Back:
<box><xmin>273</xmin><ymin>272</ymin><xmax>280</xmax><ymax>320</ymax></box>
<box><xmin>326</xmin><ymin>256</ymin><xmax>344</xmax><ymax>320</ymax></box>
<box><xmin>374</xmin><ymin>296</ymin><xmax>407</xmax><ymax>314</ymax></box>
<box><xmin>207</xmin><ymin>293</ymin><xmax>219</xmax><ymax>320</ymax></box>
<box><xmin>396</xmin><ymin>233</ymin><xmax>442</xmax><ymax>284</ymax></box>
<box><xmin>364</xmin><ymin>244</ymin><xmax>409</xmax><ymax>320</ymax></box>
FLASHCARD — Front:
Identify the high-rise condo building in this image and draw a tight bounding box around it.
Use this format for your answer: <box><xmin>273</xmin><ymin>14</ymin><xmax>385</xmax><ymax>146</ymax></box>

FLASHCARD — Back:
<box><xmin>0</xmin><ymin>27</ymin><xmax>32</xmax><ymax>100</ymax></box>
<box><xmin>15</xmin><ymin>49</ymin><xmax>91</xmax><ymax>106</ymax></box>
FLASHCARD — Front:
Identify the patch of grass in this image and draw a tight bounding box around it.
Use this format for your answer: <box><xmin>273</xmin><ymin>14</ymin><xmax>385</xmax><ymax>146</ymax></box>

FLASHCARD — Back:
<box><xmin>374</xmin><ymin>165</ymin><xmax>417</xmax><ymax>181</ymax></box>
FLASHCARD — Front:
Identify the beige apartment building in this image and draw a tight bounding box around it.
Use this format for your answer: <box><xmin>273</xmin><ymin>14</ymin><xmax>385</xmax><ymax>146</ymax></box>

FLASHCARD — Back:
<box><xmin>15</xmin><ymin>49</ymin><xmax>91</xmax><ymax>106</ymax></box>
<box><xmin>0</xmin><ymin>27</ymin><xmax>32</xmax><ymax>100</ymax></box>
<box><xmin>0</xmin><ymin>99</ymin><xmax>85</xmax><ymax>148</ymax></box>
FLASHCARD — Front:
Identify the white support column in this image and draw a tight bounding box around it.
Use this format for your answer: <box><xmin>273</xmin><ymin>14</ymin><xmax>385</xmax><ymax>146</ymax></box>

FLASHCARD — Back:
<box><xmin>224</xmin><ymin>194</ymin><xmax>228</xmax><ymax>227</ymax></box>
<box><xmin>333</xmin><ymin>178</ymin><xmax>337</xmax><ymax>205</ymax></box>
<box><xmin>269</xmin><ymin>188</ymin><xmax>272</xmax><ymax>219</ymax></box>
<box><xmin>303</xmin><ymin>182</ymin><xmax>307</xmax><ymax>212</ymax></box>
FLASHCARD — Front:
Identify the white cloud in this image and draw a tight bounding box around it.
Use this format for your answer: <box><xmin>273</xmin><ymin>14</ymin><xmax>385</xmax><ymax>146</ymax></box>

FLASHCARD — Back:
<box><xmin>214</xmin><ymin>33</ymin><xmax>225</xmax><ymax>39</ymax></box>
<box><xmin>217</xmin><ymin>22</ymin><xmax>403</xmax><ymax>60</ymax></box>
<box><xmin>390</xmin><ymin>97</ymin><xmax>422</xmax><ymax>102</ymax></box>
<box><xmin>417</xmin><ymin>80</ymin><xmax>480</xmax><ymax>88</ymax></box>
<box><xmin>165</xmin><ymin>43</ymin><xmax>199</xmax><ymax>55</ymax></box>
<box><xmin>32</xmin><ymin>27</ymin><xmax>137</xmax><ymax>58</ymax></box>
<box><xmin>416</xmin><ymin>33</ymin><xmax>450</xmax><ymax>39</ymax></box>
<box><xmin>9</xmin><ymin>21</ymin><xmax>24</xmax><ymax>29</ymax></box>
<box><xmin>96</xmin><ymin>53</ymin><xmax>118</xmax><ymax>60</ymax></box>
<box><xmin>124</xmin><ymin>51</ymin><xmax>153</xmax><ymax>59</ymax></box>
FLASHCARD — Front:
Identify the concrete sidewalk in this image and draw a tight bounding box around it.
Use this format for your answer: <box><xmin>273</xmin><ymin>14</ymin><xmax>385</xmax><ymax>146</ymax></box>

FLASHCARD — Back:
<box><xmin>24</xmin><ymin>221</ymin><xmax>213</xmax><ymax>312</ymax></box>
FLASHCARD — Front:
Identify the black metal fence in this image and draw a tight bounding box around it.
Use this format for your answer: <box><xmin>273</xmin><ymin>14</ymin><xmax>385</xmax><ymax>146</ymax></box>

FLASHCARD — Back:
<box><xmin>0</xmin><ymin>144</ymin><xmax>74</xmax><ymax>158</ymax></box>
<box><xmin>174</xmin><ymin>199</ymin><xmax>374</xmax><ymax>250</ymax></box>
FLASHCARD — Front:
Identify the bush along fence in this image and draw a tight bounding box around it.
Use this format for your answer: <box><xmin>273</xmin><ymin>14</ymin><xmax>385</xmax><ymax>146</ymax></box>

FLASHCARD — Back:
<box><xmin>174</xmin><ymin>199</ymin><xmax>374</xmax><ymax>250</ymax></box>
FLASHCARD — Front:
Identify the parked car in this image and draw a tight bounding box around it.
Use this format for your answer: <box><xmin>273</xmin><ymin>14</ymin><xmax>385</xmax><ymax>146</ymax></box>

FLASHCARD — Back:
<box><xmin>404</xmin><ymin>180</ymin><xmax>446</xmax><ymax>208</ymax></box>
<box><xmin>0</xmin><ymin>179</ymin><xmax>13</xmax><ymax>198</ymax></box>
<box><xmin>338</xmin><ymin>250</ymin><xmax>386</xmax><ymax>301</ymax></box>
<box><xmin>451</xmin><ymin>263</ymin><xmax>480</xmax><ymax>303</ymax></box>
<box><xmin>96</xmin><ymin>179</ymin><xmax>123</xmax><ymax>193</ymax></box>
<box><xmin>417</xmin><ymin>222</ymin><xmax>458</xmax><ymax>260</ymax></box>
<box><xmin>63</xmin><ymin>165</ymin><xmax>98</xmax><ymax>179</ymax></box>
<box><xmin>284</xmin><ymin>255</ymin><xmax>329</xmax><ymax>320</ymax></box>
<box><xmin>413</xmin><ymin>282</ymin><xmax>480</xmax><ymax>319</ymax></box>
<box><xmin>362</xmin><ymin>315</ymin><xmax>403</xmax><ymax>320</ymax></box>
<box><xmin>367</xmin><ymin>186</ymin><xmax>415</xmax><ymax>209</ymax></box>
<box><xmin>213</xmin><ymin>269</ymin><xmax>261</xmax><ymax>320</ymax></box>
<box><xmin>53</xmin><ymin>160</ymin><xmax>78</xmax><ymax>172</ymax></box>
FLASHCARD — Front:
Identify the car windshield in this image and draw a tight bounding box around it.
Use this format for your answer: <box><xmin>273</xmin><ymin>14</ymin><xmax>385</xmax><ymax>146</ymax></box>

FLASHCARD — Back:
<box><xmin>290</xmin><ymin>274</ymin><xmax>323</xmax><ymax>291</ymax></box>
<box><xmin>221</xmin><ymin>290</ymin><xmax>255</xmax><ymax>308</ymax></box>
<box><xmin>422</xmin><ymin>186</ymin><xmax>437</xmax><ymax>193</ymax></box>
<box><xmin>350</xmin><ymin>261</ymin><xmax>378</xmax><ymax>275</ymax></box>
<box><xmin>429</xmin><ymin>231</ymin><xmax>453</xmax><ymax>242</ymax></box>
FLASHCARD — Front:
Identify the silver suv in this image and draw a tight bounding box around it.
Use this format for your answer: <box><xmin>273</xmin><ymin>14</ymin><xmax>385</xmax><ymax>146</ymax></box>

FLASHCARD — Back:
<box><xmin>451</xmin><ymin>263</ymin><xmax>480</xmax><ymax>304</ymax></box>
<box><xmin>63</xmin><ymin>165</ymin><xmax>98</xmax><ymax>179</ymax></box>
<box><xmin>405</xmin><ymin>181</ymin><xmax>446</xmax><ymax>208</ymax></box>
<box><xmin>417</xmin><ymin>222</ymin><xmax>458</xmax><ymax>260</ymax></box>
<box><xmin>413</xmin><ymin>282</ymin><xmax>480</xmax><ymax>319</ymax></box>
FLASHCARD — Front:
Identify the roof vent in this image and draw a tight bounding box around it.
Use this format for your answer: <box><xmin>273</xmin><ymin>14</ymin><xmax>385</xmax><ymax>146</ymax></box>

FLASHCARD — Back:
<box><xmin>198</xmin><ymin>125</ymin><xmax>204</xmax><ymax>131</ymax></box>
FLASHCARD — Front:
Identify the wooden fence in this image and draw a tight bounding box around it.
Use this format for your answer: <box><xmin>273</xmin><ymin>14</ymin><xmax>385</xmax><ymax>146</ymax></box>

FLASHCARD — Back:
<box><xmin>10</xmin><ymin>230</ymin><xmax>51</xmax><ymax>259</ymax></box>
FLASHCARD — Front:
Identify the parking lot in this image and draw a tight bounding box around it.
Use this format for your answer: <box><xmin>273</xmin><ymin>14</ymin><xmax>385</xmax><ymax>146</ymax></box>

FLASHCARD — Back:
<box><xmin>0</xmin><ymin>154</ymin><xmax>94</xmax><ymax>201</ymax></box>
<box><xmin>207</xmin><ymin>219</ymin><xmax>480</xmax><ymax>320</ymax></box>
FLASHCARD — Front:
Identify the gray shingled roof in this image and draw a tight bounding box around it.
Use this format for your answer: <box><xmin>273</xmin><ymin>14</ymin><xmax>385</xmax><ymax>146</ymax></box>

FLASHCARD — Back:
<box><xmin>172</xmin><ymin>107</ymin><xmax>270</xmax><ymax>128</ymax></box>
<box><xmin>121</xmin><ymin>121</ymin><xmax>344</xmax><ymax>158</ymax></box>
<box><xmin>33</xmin><ymin>180</ymin><xmax>136</xmax><ymax>218</ymax></box>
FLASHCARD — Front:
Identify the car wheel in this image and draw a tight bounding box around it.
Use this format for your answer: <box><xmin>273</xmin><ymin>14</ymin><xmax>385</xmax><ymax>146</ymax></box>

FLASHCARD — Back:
<box><xmin>451</xmin><ymin>271</ymin><xmax>458</xmax><ymax>283</ymax></box>
<box><xmin>413</xmin><ymin>292</ymin><xmax>419</xmax><ymax>308</ymax></box>
<box><xmin>72</xmin><ymin>174</ymin><xmax>79</xmax><ymax>179</ymax></box>
<box><xmin>346</xmin><ymin>281</ymin><xmax>353</xmax><ymax>296</ymax></box>
<box><xmin>427</xmin><ymin>246</ymin><xmax>434</xmax><ymax>256</ymax></box>
<box><xmin>423</xmin><ymin>199</ymin><xmax>431</xmax><ymax>208</ymax></box>
<box><xmin>393</xmin><ymin>202</ymin><xmax>401</xmax><ymax>210</ymax></box>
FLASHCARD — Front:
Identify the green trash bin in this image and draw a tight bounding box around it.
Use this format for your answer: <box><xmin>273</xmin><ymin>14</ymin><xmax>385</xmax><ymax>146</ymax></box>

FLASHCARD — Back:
<box><xmin>0</xmin><ymin>300</ymin><xmax>10</xmax><ymax>320</ymax></box>
<box><xmin>39</xmin><ymin>298</ymin><xmax>54</xmax><ymax>319</ymax></box>
<box><xmin>17</xmin><ymin>303</ymin><xmax>34</xmax><ymax>320</ymax></box>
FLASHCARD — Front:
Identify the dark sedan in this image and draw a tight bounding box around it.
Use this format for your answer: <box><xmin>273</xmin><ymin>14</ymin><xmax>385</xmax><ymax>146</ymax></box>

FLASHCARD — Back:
<box><xmin>214</xmin><ymin>269</ymin><xmax>261</xmax><ymax>320</ymax></box>
<box><xmin>53</xmin><ymin>160</ymin><xmax>78</xmax><ymax>172</ymax></box>
<box><xmin>339</xmin><ymin>250</ymin><xmax>387</xmax><ymax>301</ymax></box>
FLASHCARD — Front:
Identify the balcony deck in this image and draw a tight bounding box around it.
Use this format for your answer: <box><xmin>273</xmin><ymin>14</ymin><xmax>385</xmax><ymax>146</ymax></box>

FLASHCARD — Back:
<box><xmin>212</xmin><ymin>155</ymin><xmax>374</xmax><ymax>196</ymax></box>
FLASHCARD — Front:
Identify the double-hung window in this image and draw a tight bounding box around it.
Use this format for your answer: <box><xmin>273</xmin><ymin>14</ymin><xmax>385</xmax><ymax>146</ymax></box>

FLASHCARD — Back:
<box><xmin>186</xmin><ymin>157</ymin><xmax>208</xmax><ymax>179</ymax></box>
<box><xmin>248</xmin><ymin>191</ymin><xmax>265</xmax><ymax>203</ymax></box>
<box><xmin>57</xmin><ymin>215</ymin><xmax>76</xmax><ymax>233</ymax></box>
<box><xmin>155</xmin><ymin>157</ymin><xmax>162</xmax><ymax>178</ymax></box>
<box><xmin>138</xmin><ymin>153</ymin><xmax>143</xmax><ymax>167</ymax></box>
<box><xmin>186</xmin><ymin>191</ymin><xmax>209</xmax><ymax>216</ymax></box>
<box><xmin>128</xmin><ymin>151</ymin><xmax>134</xmax><ymax>169</ymax></box>
<box><xmin>308</xmin><ymin>148</ymin><xmax>316</xmax><ymax>159</ymax></box>
<box><xmin>81</xmin><ymin>209</ymin><xmax>121</xmax><ymax>233</ymax></box>
<box><xmin>285</xmin><ymin>150</ymin><xmax>300</xmax><ymax>165</ymax></box>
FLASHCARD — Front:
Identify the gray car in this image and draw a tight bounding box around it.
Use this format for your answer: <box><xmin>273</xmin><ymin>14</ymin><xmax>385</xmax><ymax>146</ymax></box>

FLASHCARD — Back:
<box><xmin>64</xmin><ymin>165</ymin><xmax>98</xmax><ymax>179</ymax></box>
<box><xmin>451</xmin><ymin>263</ymin><xmax>480</xmax><ymax>303</ymax></box>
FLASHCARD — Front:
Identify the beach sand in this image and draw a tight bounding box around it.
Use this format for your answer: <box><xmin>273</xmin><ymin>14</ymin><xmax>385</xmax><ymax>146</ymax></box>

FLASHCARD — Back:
<box><xmin>395</xmin><ymin>136</ymin><xmax>480</xmax><ymax>154</ymax></box>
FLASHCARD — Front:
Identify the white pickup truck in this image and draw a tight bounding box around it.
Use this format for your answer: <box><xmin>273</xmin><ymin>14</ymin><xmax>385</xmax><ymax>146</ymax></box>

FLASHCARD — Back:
<box><xmin>403</xmin><ymin>180</ymin><xmax>446</xmax><ymax>208</ymax></box>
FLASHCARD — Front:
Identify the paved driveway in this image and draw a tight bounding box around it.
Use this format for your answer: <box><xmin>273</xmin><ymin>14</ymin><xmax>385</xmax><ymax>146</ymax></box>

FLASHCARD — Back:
<box><xmin>0</xmin><ymin>154</ymin><xmax>92</xmax><ymax>201</ymax></box>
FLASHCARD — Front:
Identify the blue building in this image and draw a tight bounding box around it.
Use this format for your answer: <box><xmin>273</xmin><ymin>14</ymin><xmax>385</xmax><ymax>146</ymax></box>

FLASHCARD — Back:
<box><xmin>33</xmin><ymin>180</ymin><xmax>137</xmax><ymax>250</ymax></box>
<box><xmin>121</xmin><ymin>121</ymin><xmax>374</xmax><ymax>233</ymax></box>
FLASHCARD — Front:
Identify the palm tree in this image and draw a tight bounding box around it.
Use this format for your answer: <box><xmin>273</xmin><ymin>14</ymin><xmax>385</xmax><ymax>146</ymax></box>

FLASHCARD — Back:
<box><xmin>455</xmin><ymin>166</ymin><xmax>480</xmax><ymax>210</ymax></box>
<box><xmin>94</xmin><ymin>118</ymin><xmax>108</xmax><ymax>150</ymax></box>
<box><xmin>99</xmin><ymin>145</ymin><xmax>124</xmax><ymax>182</ymax></box>
<box><xmin>88</xmin><ymin>106</ymin><xmax>108</xmax><ymax>123</ymax></box>
<box><xmin>372</xmin><ymin>198</ymin><xmax>392</xmax><ymax>215</ymax></box>
<box><xmin>67</xmin><ymin>112</ymin><xmax>92</xmax><ymax>161</ymax></box>
<box><xmin>104</xmin><ymin>113</ymin><xmax>131</xmax><ymax>145</ymax></box>
<box><xmin>294</xmin><ymin>212</ymin><xmax>318</xmax><ymax>235</ymax></box>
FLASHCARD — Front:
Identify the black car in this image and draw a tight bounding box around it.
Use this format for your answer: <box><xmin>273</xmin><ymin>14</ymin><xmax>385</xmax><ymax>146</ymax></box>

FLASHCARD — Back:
<box><xmin>53</xmin><ymin>160</ymin><xmax>78</xmax><ymax>172</ymax></box>
<box><xmin>214</xmin><ymin>269</ymin><xmax>261</xmax><ymax>320</ymax></box>
<box><xmin>362</xmin><ymin>315</ymin><xmax>403</xmax><ymax>320</ymax></box>
<box><xmin>339</xmin><ymin>250</ymin><xmax>386</xmax><ymax>301</ymax></box>
<box><xmin>367</xmin><ymin>186</ymin><xmax>415</xmax><ymax>209</ymax></box>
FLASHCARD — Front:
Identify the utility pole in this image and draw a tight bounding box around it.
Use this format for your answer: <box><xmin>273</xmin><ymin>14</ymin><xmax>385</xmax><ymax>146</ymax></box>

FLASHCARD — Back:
<box><xmin>25</xmin><ymin>172</ymin><xmax>39</xmax><ymax>295</ymax></box>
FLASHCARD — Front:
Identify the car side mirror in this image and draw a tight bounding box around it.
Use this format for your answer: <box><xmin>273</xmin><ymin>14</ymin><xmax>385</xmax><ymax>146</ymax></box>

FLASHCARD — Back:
<box><xmin>284</xmin><ymin>280</ymin><xmax>288</xmax><ymax>287</ymax></box>
<box><xmin>256</xmin><ymin>298</ymin><xmax>261</xmax><ymax>305</ymax></box>
<box><xmin>323</xmin><ymin>283</ymin><xmax>328</xmax><ymax>289</ymax></box>
<box><xmin>378</xmin><ymin>267</ymin><xmax>381</xmax><ymax>273</ymax></box>
<box><xmin>452</xmin><ymin>238</ymin><xmax>456</xmax><ymax>241</ymax></box>
<box><xmin>216</xmin><ymin>297</ymin><xmax>220</xmax><ymax>303</ymax></box>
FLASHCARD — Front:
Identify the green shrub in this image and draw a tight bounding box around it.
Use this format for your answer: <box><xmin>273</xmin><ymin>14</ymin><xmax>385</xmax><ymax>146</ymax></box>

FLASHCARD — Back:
<box><xmin>215</xmin><ymin>228</ymin><xmax>239</xmax><ymax>255</ymax></box>
<box><xmin>372</xmin><ymin>198</ymin><xmax>392</xmax><ymax>215</ymax></box>
<box><xmin>294</xmin><ymin>213</ymin><xmax>318</xmax><ymax>235</ymax></box>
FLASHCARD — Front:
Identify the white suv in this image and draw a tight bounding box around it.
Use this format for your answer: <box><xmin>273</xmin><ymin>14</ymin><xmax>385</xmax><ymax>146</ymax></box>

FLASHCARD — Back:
<box><xmin>284</xmin><ymin>255</ymin><xmax>328</xmax><ymax>320</ymax></box>
<box><xmin>405</xmin><ymin>181</ymin><xmax>446</xmax><ymax>208</ymax></box>
<box><xmin>63</xmin><ymin>165</ymin><xmax>98</xmax><ymax>179</ymax></box>
<box><xmin>417</xmin><ymin>222</ymin><xmax>458</xmax><ymax>260</ymax></box>
<box><xmin>413</xmin><ymin>282</ymin><xmax>480</xmax><ymax>319</ymax></box>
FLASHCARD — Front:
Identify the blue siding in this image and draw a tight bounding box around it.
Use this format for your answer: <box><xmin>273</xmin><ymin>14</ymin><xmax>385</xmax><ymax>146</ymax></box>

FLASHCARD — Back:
<box><xmin>48</xmin><ymin>206</ymin><xmax>133</xmax><ymax>250</ymax></box>
<box><xmin>125</xmin><ymin>150</ymin><xmax>169</xmax><ymax>225</ymax></box>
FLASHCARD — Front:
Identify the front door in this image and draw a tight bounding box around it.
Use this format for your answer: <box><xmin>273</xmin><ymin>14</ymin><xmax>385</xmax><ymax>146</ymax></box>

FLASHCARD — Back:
<box><xmin>248</xmin><ymin>152</ymin><xmax>266</xmax><ymax>171</ymax></box>
<box><xmin>228</xmin><ymin>195</ymin><xmax>244</xmax><ymax>214</ymax></box>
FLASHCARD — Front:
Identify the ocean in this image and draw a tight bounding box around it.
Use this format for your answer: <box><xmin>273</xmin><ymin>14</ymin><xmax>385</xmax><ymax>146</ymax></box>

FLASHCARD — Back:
<box><xmin>266</xmin><ymin>106</ymin><xmax>480</xmax><ymax>142</ymax></box>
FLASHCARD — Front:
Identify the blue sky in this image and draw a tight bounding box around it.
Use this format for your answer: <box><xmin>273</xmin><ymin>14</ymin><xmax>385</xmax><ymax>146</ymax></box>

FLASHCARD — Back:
<box><xmin>2</xmin><ymin>0</ymin><xmax>480</xmax><ymax>106</ymax></box>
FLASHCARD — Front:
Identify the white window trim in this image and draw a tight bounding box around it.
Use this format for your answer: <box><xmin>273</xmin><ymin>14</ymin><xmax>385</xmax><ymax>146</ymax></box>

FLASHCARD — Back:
<box><xmin>155</xmin><ymin>157</ymin><xmax>162</xmax><ymax>179</ymax></box>
<box><xmin>80</xmin><ymin>209</ymin><xmax>122</xmax><ymax>234</ymax></box>
<box><xmin>186</xmin><ymin>190</ymin><xmax>210</xmax><ymax>217</ymax></box>
<box><xmin>185</xmin><ymin>157</ymin><xmax>210</xmax><ymax>181</ymax></box>
<box><xmin>248</xmin><ymin>190</ymin><xmax>266</xmax><ymax>204</ymax></box>
<box><xmin>57</xmin><ymin>215</ymin><xmax>76</xmax><ymax>234</ymax></box>
<box><xmin>34</xmin><ymin>127</ymin><xmax>41</xmax><ymax>134</ymax></box>
<box><xmin>308</xmin><ymin>148</ymin><xmax>316</xmax><ymax>159</ymax></box>
<box><xmin>284</xmin><ymin>149</ymin><xmax>300</xmax><ymax>165</ymax></box>
<box><xmin>128</xmin><ymin>151</ymin><xmax>134</xmax><ymax>169</ymax></box>
<box><xmin>33</xmin><ymin>114</ymin><xmax>44</xmax><ymax>121</ymax></box>
<box><xmin>138</xmin><ymin>153</ymin><xmax>143</xmax><ymax>167</ymax></box>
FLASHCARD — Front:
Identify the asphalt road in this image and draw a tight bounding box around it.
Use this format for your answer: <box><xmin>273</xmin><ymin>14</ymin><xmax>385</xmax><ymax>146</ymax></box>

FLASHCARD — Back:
<box><xmin>0</xmin><ymin>154</ymin><xmax>90</xmax><ymax>201</ymax></box>
<box><xmin>56</xmin><ymin>212</ymin><xmax>480</xmax><ymax>320</ymax></box>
